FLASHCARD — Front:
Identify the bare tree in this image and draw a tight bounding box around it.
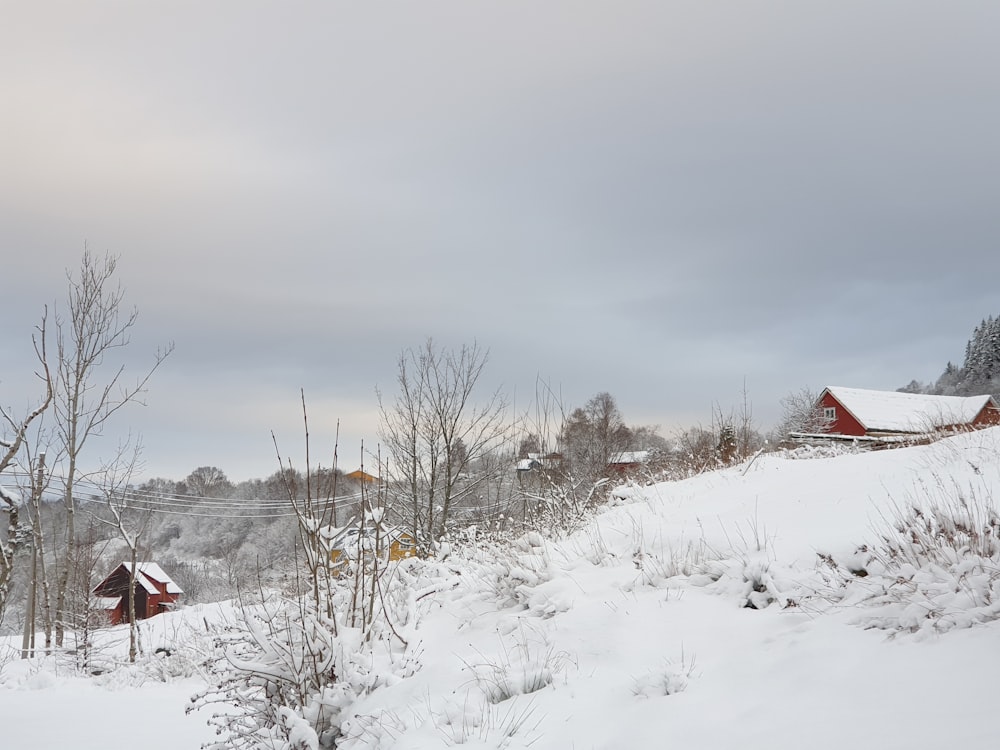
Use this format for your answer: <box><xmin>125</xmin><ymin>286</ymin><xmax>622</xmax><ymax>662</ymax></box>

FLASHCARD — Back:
<box><xmin>559</xmin><ymin>392</ymin><xmax>632</xmax><ymax>479</ymax></box>
<box><xmin>21</xmin><ymin>446</ymin><xmax>56</xmax><ymax>657</ymax></box>
<box><xmin>774</xmin><ymin>387</ymin><xmax>831</xmax><ymax>440</ymax></box>
<box><xmin>0</xmin><ymin>484</ymin><xmax>26</xmax><ymax>629</ymax></box>
<box><xmin>179</xmin><ymin>465</ymin><xmax>234</xmax><ymax>499</ymax></box>
<box><xmin>378</xmin><ymin>339</ymin><xmax>509</xmax><ymax>545</ymax></box>
<box><xmin>734</xmin><ymin>380</ymin><xmax>764</xmax><ymax>461</ymax></box>
<box><xmin>705</xmin><ymin>380</ymin><xmax>767</xmax><ymax>468</ymax></box>
<box><xmin>673</xmin><ymin>425</ymin><xmax>718</xmax><ymax>476</ymax></box>
<box><xmin>50</xmin><ymin>249</ymin><xmax>172</xmax><ymax>646</ymax></box>
<box><xmin>272</xmin><ymin>390</ymin><xmax>340</xmax><ymax>620</ymax></box>
<box><xmin>96</xmin><ymin>441</ymin><xmax>152</xmax><ymax>664</ymax></box>
<box><xmin>378</xmin><ymin>346</ymin><xmax>435</xmax><ymax>544</ymax></box>
<box><xmin>0</xmin><ymin>310</ymin><xmax>53</xmax><ymax>627</ymax></box>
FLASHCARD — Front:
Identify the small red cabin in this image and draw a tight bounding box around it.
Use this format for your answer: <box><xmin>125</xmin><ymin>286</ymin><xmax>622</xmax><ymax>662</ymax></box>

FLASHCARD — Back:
<box><xmin>93</xmin><ymin>562</ymin><xmax>183</xmax><ymax>626</ymax></box>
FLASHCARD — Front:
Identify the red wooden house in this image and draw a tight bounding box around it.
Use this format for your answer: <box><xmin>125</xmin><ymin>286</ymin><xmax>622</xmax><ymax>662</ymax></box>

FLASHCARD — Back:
<box><xmin>93</xmin><ymin>562</ymin><xmax>183</xmax><ymax>625</ymax></box>
<box><xmin>607</xmin><ymin>450</ymin><xmax>651</xmax><ymax>476</ymax></box>
<box><xmin>813</xmin><ymin>386</ymin><xmax>1000</xmax><ymax>440</ymax></box>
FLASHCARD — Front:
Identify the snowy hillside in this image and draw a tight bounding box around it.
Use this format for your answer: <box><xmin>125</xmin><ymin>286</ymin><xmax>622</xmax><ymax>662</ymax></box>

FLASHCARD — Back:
<box><xmin>4</xmin><ymin>428</ymin><xmax>1000</xmax><ymax>749</ymax></box>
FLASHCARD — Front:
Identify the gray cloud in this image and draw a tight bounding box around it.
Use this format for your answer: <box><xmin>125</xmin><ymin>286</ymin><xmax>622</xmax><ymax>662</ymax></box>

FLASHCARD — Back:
<box><xmin>2</xmin><ymin>1</ymin><xmax>998</xmax><ymax>480</ymax></box>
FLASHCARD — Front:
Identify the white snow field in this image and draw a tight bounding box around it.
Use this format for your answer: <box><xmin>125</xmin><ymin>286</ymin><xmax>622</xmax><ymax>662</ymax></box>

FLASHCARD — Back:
<box><xmin>3</xmin><ymin>427</ymin><xmax>999</xmax><ymax>749</ymax></box>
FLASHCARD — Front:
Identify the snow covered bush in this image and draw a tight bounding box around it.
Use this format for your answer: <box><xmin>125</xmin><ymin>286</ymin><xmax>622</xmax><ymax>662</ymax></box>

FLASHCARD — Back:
<box><xmin>189</xmin><ymin>481</ymin><xmax>421</xmax><ymax>750</ymax></box>
<box><xmin>693</xmin><ymin>511</ymin><xmax>802</xmax><ymax>610</ymax></box>
<box><xmin>429</xmin><ymin>694</ymin><xmax>542</xmax><ymax>748</ymax></box>
<box><xmin>190</xmin><ymin>593</ymin><xmax>415</xmax><ymax>750</ymax></box>
<box><xmin>454</xmin><ymin>531</ymin><xmax>553</xmax><ymax>612</ymax></box>
<box><xmin>465</xmin><ymin>622</ymin><xmax>573</xmax><ymax>704</ymax></box>
<box><xmin>778</xmin><ymin>443</ymin><xmax>864</xmax><ymax>460</ymax></box>
<box><xmin>632</xmin><ymin>650</ymin><xmax>697</xmax><ymax>697</ymax></box>
<box><xmin>628</xmin><ymin>529</ymin><xmax>712</xmax><ymax>589</ymax></box>
<box><xmin>822</xmin><ymin>477</ymin><xmax>1000</xmax><ymax>635</ymax></box>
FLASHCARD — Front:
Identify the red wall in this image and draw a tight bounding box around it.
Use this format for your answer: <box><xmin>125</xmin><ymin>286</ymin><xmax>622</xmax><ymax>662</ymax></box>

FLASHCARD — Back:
<box><xmin>972</xmin><ymin>402</ymin><xmax>1000</xmax><ymax>428</ymax></box>
<box><xmin>819</xmin><ymin>391</ymin><xmax>866</xmax><ymax>436</ymax></box>
<box><xmin>96</xmin><ymin>568</ymin><xmax>178</xmax><ymax>624</ymax></box>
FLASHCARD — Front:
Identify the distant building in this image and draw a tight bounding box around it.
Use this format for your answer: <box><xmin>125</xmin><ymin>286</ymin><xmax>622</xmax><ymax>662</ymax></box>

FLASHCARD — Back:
<box><xmin>516</xmin><ymin>452</ymin><xmax>564</xmax><ymax>486</ymax></box>
<box><xmin>607</xmin><ymin>450</ymin><xmax>651</xmax><ymax>475</ymax></box>
<box><xmin>93</xmin><ymin>562</ymin><xmax>182</xmax><ymax>626</ymax></box>
<box><xmin>329</xmin><ymin>524</ymin><xmax>417</xmax><ymax>568</ymax></box>
<box><xmin>795</xmin><ymin>386</ymin><xmax>1000</xmax><ymax>445</ymax></box>
<box><xmin>345</xmin><ymin>469</ymin><xmax>379</xmax><ymax>484</ymax></box>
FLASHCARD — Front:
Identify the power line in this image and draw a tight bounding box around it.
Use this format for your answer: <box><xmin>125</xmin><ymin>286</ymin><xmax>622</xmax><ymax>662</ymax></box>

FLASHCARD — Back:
<box><xmin>0</xmin><ymin>469</ymin><xmax>367</xmax><ymax>519</ymax></box>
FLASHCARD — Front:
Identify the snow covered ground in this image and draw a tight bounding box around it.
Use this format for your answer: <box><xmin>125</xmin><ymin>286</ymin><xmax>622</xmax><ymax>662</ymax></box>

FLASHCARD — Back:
<box><xmin>3</xmin><ymin>428</ymin><xmax>999</xmax><ymax>749</ymax></box>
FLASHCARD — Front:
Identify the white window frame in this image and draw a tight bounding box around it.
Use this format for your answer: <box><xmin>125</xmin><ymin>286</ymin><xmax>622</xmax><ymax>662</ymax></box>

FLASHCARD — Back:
<box><xmin>823</xmin><ymin>407</ymin><xmax>836</xmax><ymax>421</ymax></box>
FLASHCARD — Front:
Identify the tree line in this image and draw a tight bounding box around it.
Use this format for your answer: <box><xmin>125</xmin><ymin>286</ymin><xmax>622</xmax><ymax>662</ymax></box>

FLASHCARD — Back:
<box><xmin>0</xmin><ymin>249</ymin><xmax>773</xmax><ymax>647</ymax></box>
<box><xmin>898</xmin><ymin>315</ymin><xmax>1000</xmax><ymax>398</ymax></box>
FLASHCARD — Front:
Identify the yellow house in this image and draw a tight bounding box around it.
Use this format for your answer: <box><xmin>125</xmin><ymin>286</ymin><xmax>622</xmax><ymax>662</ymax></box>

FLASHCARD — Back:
<box><xmin>345</xmin><ymin>469</ymin><xmax>379</xmax><ymax>484</ymax></box>
<box><xmin>329</xmin><ymin>524</ymin><xmax>418</xmax><ymax>568</ymax></box>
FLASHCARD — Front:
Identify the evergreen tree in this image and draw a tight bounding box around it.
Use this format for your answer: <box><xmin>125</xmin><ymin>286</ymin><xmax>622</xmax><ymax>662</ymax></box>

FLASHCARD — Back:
<box><xmin>933</xmin><ymin>362</ymin><xmax>961</xmax><ymax>396</ymax></box>
<box><xmin>716</xmin><ymin>424</ymin><xmax>738</xmax><ymax>465</ymax></box>
<box><xmin>923</xmin><ymin>316</ymin><xmax>1000</xmax><ymax>398</ymax></box>
<box><xmin>958</xmin><ymin>316</ymin><xmax>1000</xmax><ymax>395</ymax></box>
<box><xmin>902</xmin><ymin>316</ymin><xmax>1000</xmax><ymax>398</ymax></box>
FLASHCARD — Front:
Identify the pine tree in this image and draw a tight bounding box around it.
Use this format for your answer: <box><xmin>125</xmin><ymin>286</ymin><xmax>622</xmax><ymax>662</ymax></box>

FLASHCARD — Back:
<box><xmin>945</xmin><ymin>316</ymin><xmax>1000</xmax><ymax>397</ymax></box>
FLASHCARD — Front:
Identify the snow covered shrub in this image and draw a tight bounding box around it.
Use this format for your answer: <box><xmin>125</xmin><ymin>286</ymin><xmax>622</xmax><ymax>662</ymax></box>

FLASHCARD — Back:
<box><xmin>0</xmin><ymin>642</ymin><xmax>17</xmax><ymax>680</ymax></box>
<box><xmin>823</xmin><ymin>478</ymin><xmax>1000</xmax><ymax>635</ymax></box>
<box><xmin>522</xmin><ymin>475</ymin><xmax>611</xmax><ymax>538</ymax></box>
<box><xmin>190</xmin><ymin>565</ymin><xmax>422</xmax><ymax>750</ymax></box>
<box><xmin>189</xmin><ymin>503</ymin><xmax>420</xmax><ymax>749</ymax></box>
<box><xmin>191</xmin><ymin>595</ymin><xmax>375</xmax><ymax>749</ymax></box>
<box><xmin>627</xmin><ymin>521</ymin><xmax>713</xmax><ymax>589</ymax></box>
<box><xmin>632</xmin><ymin>650</ymin><xmax>697</xmax><ymax>697</ymax></box>
<box><xmin>779</xmin><ymin>443</ymin><xmax>864</xmax><ymax>460</ymax></box>
<box><xmin>878</xmin><ymin>482</ymin><xmax>999</xmax><ymax>567</ymax></box>
<box><xmin>337</xmin><ymin>709</ymin><xmax>407</xmax><ymax>749</ymax></box>
<box><xmin>429</xmin><ymin>694</ymin><xmax>542</xmax><ymax>748</ymax></box>
<box><xmin>479</xmin><ymin>531</ymin><xmax>553</xmax><ymax>610</ymax></box>
<box><xmin>91</xmin><ymin>637</ymin><xmax>210</xmax><ymax>689</ymax></box>
<box><xmin>465</xmin><ymin>622</ymin><xmax>573</xmax><ymax>704</ymax></box>
<box><xmin>697</xmin><ymin>510</ymin><xmax>795</xmax><ymax>610</ymax></box>
<box><xmin>739</xmin><ymin>558</ymin><xmax>778</xmax><ymax>610</ymax></box>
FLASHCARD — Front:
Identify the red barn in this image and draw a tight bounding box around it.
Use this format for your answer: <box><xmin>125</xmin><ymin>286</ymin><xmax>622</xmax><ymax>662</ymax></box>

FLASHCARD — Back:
<box><xmin>93</xmin><ymin>562</ymin><xmax>183</xmax><ymax>626</ymax></box>
<box><xmin>815</xmin><ymin>386</ymin><xmax>1000</xmax><ymax>439</ymax></box>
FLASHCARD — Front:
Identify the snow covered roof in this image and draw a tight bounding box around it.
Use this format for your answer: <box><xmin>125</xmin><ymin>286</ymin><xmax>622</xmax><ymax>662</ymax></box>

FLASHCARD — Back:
<box><xmin>111</xmin><ymin>562</ymin><xmax>183</xmax><ymax>595</ymax></box>
<box><xmin>824</xmin><ymin>386</ymin><xmax>994</xmax><ymax>433</ymax></box>
<box><xmin>329</xmin><ymin>523</ymin><xmax>414</xmax><ymax>550</ymax></box>
<box><xmin>610</xmin><ymin>450</ymin><xmax>650</xmax><ymax>465</ymax></box>
<box><xmin>0</xmin><ymin>484</ymin><xmax>20</xmax><ymax>503</ymax></box>
<box><xmin>94</xmin><ymin>595</ymin><xmax>122</xmax><ymax>610</ymax></box>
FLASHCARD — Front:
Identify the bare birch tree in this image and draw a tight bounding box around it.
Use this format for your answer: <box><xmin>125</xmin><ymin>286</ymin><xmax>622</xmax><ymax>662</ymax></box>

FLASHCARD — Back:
<box><xmin>378</xmin><ymin>339</ymin><xmax>508</xmax><ymax>545</ymax></box>
<box><xmin>0</xmin><ymin>484</ymin><xmax>26</xmax><ymax>628</ymax></box>
<box><xmin>21</xmin><ymin>447</ymin><xmax>55</xmax><ymax>657</ymax></box>
<box><xmin>50</xmin><ymin>249</ymin><xmax>172</xmax><ymax>646</ymax></box>
<box><xmin>97</xmin><ymin>441</ymin><xmax>151</xmax><ymax>664</ymax></box>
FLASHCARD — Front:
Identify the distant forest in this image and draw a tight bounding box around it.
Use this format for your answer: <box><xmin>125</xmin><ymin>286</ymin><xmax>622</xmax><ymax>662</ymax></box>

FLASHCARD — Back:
<box><xmin>899</xmin><ymin>316</ymin><xmax>1000</xmax><ymax>398</ymax></box>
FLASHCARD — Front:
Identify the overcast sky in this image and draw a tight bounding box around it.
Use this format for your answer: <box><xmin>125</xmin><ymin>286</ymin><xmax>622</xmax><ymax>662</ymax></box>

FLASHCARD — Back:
<box><xmin>2</xmin><ymin>1</ymin><xmax>998</xmax><ymax>482</ymax></box>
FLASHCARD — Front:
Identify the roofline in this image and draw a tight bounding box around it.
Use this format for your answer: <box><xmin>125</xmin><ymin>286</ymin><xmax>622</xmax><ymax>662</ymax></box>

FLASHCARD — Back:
<box><xmin>821</xmin><ymin>387</ymin><xmax>999</xmax><ymax>432</ymax></box>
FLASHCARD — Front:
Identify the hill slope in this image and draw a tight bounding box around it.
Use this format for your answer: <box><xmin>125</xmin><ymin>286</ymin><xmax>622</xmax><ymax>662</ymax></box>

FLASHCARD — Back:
<box><xmin>4</xmin><ymin>428</ymin><xmax>1000</xmax><ymax>749</ymax></box>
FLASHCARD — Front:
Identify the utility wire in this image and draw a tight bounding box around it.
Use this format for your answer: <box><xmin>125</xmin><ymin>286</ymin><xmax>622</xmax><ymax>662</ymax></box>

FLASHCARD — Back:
<box><xmin>0</xmin><ymin>469</ymin><xmax>365</xmax><ymax>519</ymax></box>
